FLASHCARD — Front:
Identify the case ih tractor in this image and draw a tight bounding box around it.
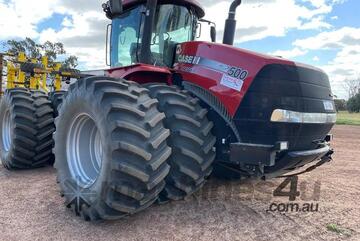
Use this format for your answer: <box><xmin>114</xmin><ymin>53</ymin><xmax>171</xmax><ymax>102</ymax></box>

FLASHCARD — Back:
<box><xmin>0</xmin><ymin>0</ymin><xmax>336</xmax><ymax>221</ymax></box>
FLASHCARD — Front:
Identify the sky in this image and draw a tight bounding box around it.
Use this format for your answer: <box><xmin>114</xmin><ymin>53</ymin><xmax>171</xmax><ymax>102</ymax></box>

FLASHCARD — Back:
<box><xmin>0</xmin><ymin>0</ymin><xmax>359</xmax><ymax>99</ymax></box>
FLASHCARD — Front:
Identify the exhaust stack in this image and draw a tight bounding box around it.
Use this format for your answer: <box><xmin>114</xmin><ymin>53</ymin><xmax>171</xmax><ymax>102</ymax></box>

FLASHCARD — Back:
<box><xmin>223</xmin><ymin>0</ymin><xmax>242</xmax><ymax>45</ymax></box>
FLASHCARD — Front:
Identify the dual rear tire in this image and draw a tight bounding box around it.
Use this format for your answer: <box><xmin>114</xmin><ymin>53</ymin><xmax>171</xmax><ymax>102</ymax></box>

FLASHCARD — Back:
<box><xmin>54</xmin><ymin>78</ymin><xmax>217</xmax><ymax>220</ymax></box>
<box><xmin>0</xmin><ymin>88</ymin><xmax>54</xmax><ymax>169</ymax></box>
<box><xmin>54</xmin><ymin>77</ymin><xmax>172</xmax><ymax>220</ymax></box>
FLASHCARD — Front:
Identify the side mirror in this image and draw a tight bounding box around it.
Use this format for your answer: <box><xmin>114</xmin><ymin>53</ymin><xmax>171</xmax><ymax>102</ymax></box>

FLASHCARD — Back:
<box><xmin>109</xmin><ymin>0</ymin><xmax>122</xmax><ymax>16</ymax></box>
<box><xmin>103</xmin><ymin>0</ymin><xmax>122</xmax><ymax>18</ymax></box>
<box><xmin>210</xmin><ymin>26</ymin><xmax>216</xmax><ymax>42</ymax></box>
<box><xmin>198</xmin><ymin>19</ymin><xmax>217</xmax><ymax>42</ymax></box>
<box><xmin>196</xmin><ymin>23</ymin><xmax>202</xmax><ymax>38</ymax></box>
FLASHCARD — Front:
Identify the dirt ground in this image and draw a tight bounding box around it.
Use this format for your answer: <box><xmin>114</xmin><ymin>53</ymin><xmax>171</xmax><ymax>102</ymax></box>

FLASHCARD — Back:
<box><xmin>0</xmin><ymin>125</ymin><xmax>359</xmax><ymax>241</ymax></box>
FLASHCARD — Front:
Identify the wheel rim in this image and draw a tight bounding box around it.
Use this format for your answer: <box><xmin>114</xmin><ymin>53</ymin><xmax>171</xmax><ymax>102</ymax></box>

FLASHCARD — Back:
<box><xmin>1</xmin><ymin>110</ymin><xmax>12</xmax><ymax>153</ymax></box>
<box><xmin>67</xmin><ymin>113</ymin><xmax>103</xmax><ymax>188</ymax></box>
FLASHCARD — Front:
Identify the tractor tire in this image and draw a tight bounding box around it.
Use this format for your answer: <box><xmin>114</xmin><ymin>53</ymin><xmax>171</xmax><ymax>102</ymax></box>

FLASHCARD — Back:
<box><xmin>0</xmin><ymin>88</ymin><xmax>38</xmax><ymax>169</ymax></box>
<box><xmin>49</xmin><ymin>91</ymin><xmax>66</xmax><ymax>116</ymax></box>
<box><xmin>54</xmin><ymin>77</ymin><xmax>171</xmax><ymax>221</ymax></box>
<box><xmin>31</xmin><ymin>90</ymin><xmax>55</xmax><ymax>166</ymax></box>
<box><xmin>145</xmin><ymin>84</ymin><xmax>216</xmax><ymax>201</ymax></box>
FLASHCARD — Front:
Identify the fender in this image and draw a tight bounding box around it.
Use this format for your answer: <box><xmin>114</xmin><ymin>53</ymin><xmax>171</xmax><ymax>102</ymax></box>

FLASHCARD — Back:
<box><xmin>183</xmin><ymin>81</ymin><xmax>240</xmax><ymax>142</ymax></box>
<box><xmin>106</xmin><ymin>64</ymin><xmax>172</xmax><ymax>84</ymax></box>
<box><xmin>182</xmin><ymin>81</ymin><xmax>241</xmax><ymax>163</ymax></box>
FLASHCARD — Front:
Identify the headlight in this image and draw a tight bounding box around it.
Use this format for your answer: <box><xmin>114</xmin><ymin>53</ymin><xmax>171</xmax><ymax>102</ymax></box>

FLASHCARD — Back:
<box><xmin>271</xmin><ymin>109</ymin><xmax>337</xmax><ymax>124</ymax></box>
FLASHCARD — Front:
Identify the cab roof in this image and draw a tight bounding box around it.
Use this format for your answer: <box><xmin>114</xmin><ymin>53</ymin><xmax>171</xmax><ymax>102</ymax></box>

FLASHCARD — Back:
<box><xmin>122</xmin><ymin>0</ymin><xmax>205</xmax><ymax>18</ymax></box>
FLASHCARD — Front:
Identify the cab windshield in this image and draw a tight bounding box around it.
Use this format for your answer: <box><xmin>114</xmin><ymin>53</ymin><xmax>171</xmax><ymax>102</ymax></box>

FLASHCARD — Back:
<box><xmin>110</xmin><ymin>4</ymin><xmax>195</xmax><ymax>68</ymax></box>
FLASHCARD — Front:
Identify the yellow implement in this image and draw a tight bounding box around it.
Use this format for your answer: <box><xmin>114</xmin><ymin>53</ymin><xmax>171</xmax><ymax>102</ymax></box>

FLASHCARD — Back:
<box><xmin>0</xmin><ymin>52</ymin><xmax>82</xmax><ymax>93</ymax></box>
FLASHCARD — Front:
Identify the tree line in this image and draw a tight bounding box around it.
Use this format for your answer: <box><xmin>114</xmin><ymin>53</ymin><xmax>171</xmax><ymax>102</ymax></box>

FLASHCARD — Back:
<box><xmin>1</xmin><ymin>37</ymin><xmax>78</xmax><ymax>69</ymax></box>
<box><xmin>336</xmin><ymin>78</ymin><xmax>360</xmax><ymax>113</ymax></box>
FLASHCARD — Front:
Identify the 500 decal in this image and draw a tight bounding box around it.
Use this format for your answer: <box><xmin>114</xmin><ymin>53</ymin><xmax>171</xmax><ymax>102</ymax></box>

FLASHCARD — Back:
<box><xmin>227</xmin><ymin>66</ymin><xmax>248</xmax><ymax>81</ymax></box>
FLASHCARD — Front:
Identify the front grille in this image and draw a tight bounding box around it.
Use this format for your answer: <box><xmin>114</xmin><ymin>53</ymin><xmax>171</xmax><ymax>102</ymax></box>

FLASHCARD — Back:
<box><xmin>233</xmin><ymin>64</ymin><xmax>335</xmax><ymax>151</ymax></box>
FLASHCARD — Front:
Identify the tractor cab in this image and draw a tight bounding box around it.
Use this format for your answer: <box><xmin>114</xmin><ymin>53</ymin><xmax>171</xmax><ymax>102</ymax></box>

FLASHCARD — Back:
<box><xmin>104</xmin><ymin>0</ymin><xmax>204</xmax><ymax>68</ymax></box>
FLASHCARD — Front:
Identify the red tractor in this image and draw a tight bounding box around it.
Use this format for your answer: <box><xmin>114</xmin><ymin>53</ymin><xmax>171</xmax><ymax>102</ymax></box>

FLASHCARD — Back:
<box><xmin>0</xmin><ymin>0</ymin><xmax>336</xmax><ymax>221</ymax></box>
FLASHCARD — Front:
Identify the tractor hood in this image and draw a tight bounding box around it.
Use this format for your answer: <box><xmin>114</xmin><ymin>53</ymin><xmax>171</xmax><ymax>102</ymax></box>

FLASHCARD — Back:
<box><xmin>173</xmin><ymin>41</ymin><xmax>332</xmax><ymax>116</ymax></box>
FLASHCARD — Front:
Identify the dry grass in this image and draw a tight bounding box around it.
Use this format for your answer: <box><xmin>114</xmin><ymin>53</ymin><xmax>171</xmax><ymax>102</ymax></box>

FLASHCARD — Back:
<box><xmin>336</xmin><ymin>111</ymin><xmax>360</xmax><ymax>126</ymax></box>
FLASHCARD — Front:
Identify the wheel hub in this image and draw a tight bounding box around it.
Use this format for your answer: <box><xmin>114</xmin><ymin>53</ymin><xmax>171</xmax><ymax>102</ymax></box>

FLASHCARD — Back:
<box><xmin>67</xmin><ymin>113</ymin><xmax>103</xmax><ymax>188</ymax></box>
<box><xmin>1</xmin><ymin>110</ymin><xmax>12</xmax><ymax>153</ymax></box>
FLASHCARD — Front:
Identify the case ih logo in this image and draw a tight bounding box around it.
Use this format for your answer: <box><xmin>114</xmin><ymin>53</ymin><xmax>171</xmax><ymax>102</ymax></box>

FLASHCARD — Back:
<box><xmin>176</xmin><ymin>45</ymin><xmax>182</xmax><ymax>55</ymax></box>
<box><xmin>177</xmin><ymin>55</ymin><xmax>201</xmax><ymax>65</ymax></box>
